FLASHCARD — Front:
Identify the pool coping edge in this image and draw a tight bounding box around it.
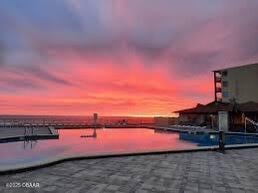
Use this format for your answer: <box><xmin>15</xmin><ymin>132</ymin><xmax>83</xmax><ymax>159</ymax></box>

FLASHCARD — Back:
<box><xmin>1</xmin><ymin>143</ymin><xmax>258</xmax><ymax>175</ymax></box>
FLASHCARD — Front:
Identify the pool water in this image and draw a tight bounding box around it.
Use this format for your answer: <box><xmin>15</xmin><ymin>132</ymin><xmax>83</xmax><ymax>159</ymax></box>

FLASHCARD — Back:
<box><xmin>1</xmin><ymin>128</ymin><xmax>258</xmax><ymax>170</ymax></box>
<box><xmin>179</xmin><ymin>132</ymin><xmax>258</xmax><ymax>146</ymax></box>
<box><xmin>0</xmin><ymin>128</ymin><xmax>196</xmax><ymax>168</ymax></box>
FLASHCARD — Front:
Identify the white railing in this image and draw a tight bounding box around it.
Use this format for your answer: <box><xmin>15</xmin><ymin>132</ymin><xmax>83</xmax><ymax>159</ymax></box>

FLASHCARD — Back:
<box><xmin>245</xmin><ymin>117</ymin><xmax>258</xmax><ymax>133</ymax></box>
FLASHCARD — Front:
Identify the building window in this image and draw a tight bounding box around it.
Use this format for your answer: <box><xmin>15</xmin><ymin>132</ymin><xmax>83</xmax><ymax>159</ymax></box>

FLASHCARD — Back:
<box><xmin>222</xmin><ymin>81</ymin><xmax>228</xmax><ymax>87</ymax></box>
<box><xmin>222</xmin><ymin>70</ymin><xmax>228</xmax><ymax>76</ymax></box>
<box><xmin>222</xmin><ymin>91</ymin><xmax>228</xmax><ymax>98</ymax></box>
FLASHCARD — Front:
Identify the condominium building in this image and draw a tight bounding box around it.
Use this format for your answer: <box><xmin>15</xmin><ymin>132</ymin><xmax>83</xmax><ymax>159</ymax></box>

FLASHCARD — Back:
<box><xmin>213</xmin><ymin>63</ymin><xmax>258</xmax><ymax>103</ymax></box>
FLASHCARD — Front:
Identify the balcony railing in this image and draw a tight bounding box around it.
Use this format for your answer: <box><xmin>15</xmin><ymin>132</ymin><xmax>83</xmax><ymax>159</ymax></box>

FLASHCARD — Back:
<box><xmin>215</xmin><ymin>76</ymin><xmax>222</xmax><ymax>82</ymax></box>
<box><xmin>216</xmin><ymin>87</ymin><xmax>222</xmax><ymax>92</ymax></box>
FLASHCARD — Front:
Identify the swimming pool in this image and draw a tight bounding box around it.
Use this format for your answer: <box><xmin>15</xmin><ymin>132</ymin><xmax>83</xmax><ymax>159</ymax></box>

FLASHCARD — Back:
<box><xmin>1</xmin><ymin>128</ymin><xmax>258</xmax><ymax>172</ymax></box>
<box><xmin>179</xmin><ymin>131</ymin><xmax>258</xmax><ymax>146</ymax></box>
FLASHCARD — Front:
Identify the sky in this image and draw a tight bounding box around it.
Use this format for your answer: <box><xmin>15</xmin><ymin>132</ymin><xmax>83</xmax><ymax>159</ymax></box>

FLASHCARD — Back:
<box><xmin>0</xmin><ymin>0</ymin><xmax>258</xmax><ymax>116</ymax></box>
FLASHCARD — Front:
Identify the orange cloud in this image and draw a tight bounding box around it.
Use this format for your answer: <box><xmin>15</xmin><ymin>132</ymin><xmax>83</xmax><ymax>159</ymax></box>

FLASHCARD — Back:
<box><xmin>0</xmin><ymin>50</ymin><xmax>213</xmax><ymax>116</ymax></box>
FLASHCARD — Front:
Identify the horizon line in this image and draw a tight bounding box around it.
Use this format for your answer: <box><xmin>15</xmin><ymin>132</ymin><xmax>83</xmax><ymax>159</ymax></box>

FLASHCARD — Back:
<box><xmin>0</xmin><ymin>113</ymin><xmax>176</xmax><ymax>118</ymax></box>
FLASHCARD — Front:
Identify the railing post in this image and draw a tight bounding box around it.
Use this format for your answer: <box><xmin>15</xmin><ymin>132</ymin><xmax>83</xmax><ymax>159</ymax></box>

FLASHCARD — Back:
<box><xmin>245</xmin><ymin>117</ymin><xmax>247</xmax><ymax>133</ymax></box>
<box><xmin>218</xmin><ymin>131</ymin><xmax>225</xmax><ymax>153</ymax></box>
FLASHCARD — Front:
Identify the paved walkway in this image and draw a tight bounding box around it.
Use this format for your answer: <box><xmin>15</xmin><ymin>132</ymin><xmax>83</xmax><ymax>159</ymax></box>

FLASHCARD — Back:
<box><xmin>0</xmin><ymin>148</ymin><xmax>258</xmax><ymax>193</ymax></box>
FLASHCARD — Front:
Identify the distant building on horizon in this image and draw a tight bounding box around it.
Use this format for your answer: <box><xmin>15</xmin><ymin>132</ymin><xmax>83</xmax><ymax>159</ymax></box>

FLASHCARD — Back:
<box><xmin>213</xmin><ymin>63</ymin><xmax>258</xmax><ymax>103</ymax></box>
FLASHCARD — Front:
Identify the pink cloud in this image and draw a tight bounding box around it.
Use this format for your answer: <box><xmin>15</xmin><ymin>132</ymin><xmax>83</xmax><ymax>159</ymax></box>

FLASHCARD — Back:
<box><xmin>1</xmin><ymin>0</ymin><xmax>258</xmax><ymax>116</ymax></box>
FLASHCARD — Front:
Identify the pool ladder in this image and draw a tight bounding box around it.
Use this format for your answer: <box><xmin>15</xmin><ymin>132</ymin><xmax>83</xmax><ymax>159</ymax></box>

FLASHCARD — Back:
<box><xmin>24</xmin><ymin>127</ymin><xmax>34</xmax><ymax>137</ymax></box>
<box><xmin>23</xmin><ymin>127</ymin><xmax>37</xmax><ymax>149</ymax></box>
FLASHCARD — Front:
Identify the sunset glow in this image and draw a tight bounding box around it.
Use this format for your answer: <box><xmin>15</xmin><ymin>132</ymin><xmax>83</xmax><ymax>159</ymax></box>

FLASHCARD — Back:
<box><xmin>1</xmin><ymin>0</ymin><xmax>258</xmax><ymax>116</ymax></box>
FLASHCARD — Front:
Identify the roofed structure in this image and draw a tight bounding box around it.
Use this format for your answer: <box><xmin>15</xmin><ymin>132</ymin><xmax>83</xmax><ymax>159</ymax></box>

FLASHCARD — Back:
<box><xmin>174</xmin><ymin>101</ymin><xmax>258</xmax><ymax>114</ymax></box>
<box><xmin>213</xmin><ymin>62</ymin><xmax>258</xmax><ymax>72</ymax></box>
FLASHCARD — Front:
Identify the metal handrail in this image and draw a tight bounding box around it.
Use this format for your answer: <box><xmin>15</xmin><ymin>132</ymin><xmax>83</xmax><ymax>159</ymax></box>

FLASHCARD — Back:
<box><xmin>245</xmin><ymin>117</ymin><xmax>258</xmax><ymax>133</ymax></box>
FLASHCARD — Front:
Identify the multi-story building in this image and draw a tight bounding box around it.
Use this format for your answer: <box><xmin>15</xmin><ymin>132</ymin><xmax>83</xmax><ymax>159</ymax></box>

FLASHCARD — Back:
<box><xmin>213</xmin><ymin>63</ymin><xmax>258</xmax><ymax>103</ymax></box>
<box><xmin>175</xmin><ymin>63</ymin><xmax>258</xmax><ymax>132</ymax></box>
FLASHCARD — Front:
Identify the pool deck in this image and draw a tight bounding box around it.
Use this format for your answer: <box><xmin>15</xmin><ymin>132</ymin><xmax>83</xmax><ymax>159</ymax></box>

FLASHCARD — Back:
<box><xmin>0</xmin><ymin>148</ymin><xmax>258</xmax><ymax>193</ymax></box>
<box><xmin>0</xmin><ymin>127</ymin><xmax>58</xmax><ymax>143</ymax></box>
<box><xmin>151</xmin><ymin>125</ymin><xmax>216</xmax><ymax>133</ymax></box>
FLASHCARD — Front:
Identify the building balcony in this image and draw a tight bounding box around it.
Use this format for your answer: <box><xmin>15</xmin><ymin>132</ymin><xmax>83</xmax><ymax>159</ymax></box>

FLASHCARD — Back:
<box><xmin>215</xmin><ymin>76</ymin><xmax>222</xmax><ymax>82</ymax></box>
<box><xmin>215</xmin><ymin>87</ymin><xmax>222</xmax><ymax>92</ymax></box>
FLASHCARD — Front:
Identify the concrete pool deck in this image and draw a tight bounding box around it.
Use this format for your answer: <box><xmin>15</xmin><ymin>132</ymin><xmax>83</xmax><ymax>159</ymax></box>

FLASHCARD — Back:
<box><xmin>0</xmin><ymin>148</ymin><xmax>258</xmax><ymax>193</ymax></box>
<box><xmin>0</xmin><ymin>127</ymin><xmax>58</xmax><ymax>143</ymax></box>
